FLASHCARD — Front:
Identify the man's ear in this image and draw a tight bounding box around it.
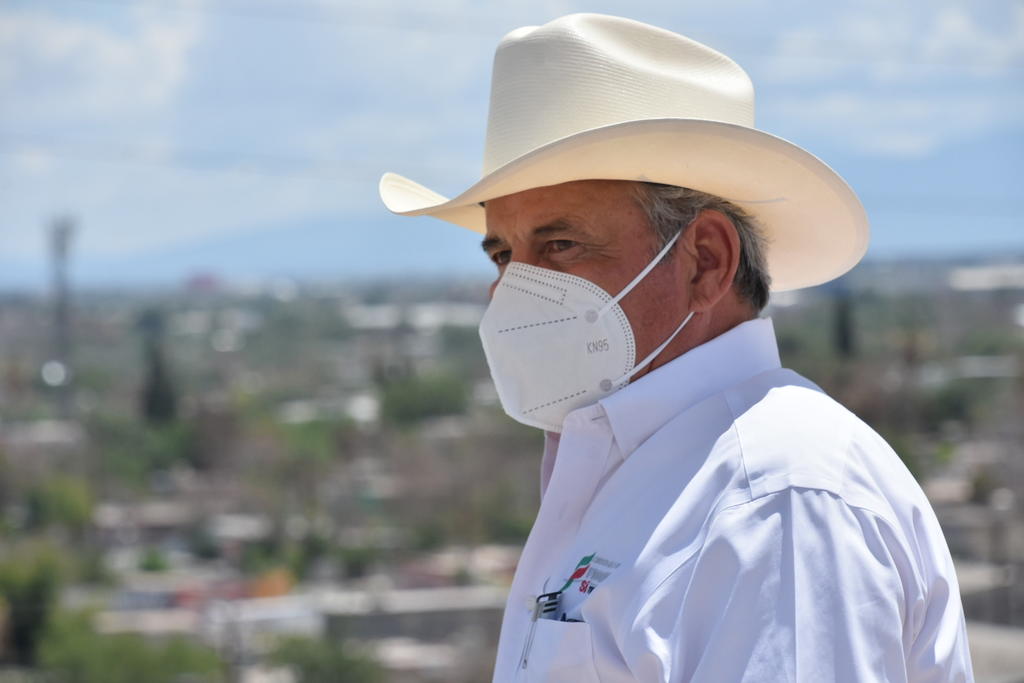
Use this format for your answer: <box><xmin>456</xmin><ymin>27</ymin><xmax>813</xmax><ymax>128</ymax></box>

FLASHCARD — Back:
<box><xmin>683</xmin><ymin>209</ymin><xmax>741</xmax><ymax>312</ymax></box>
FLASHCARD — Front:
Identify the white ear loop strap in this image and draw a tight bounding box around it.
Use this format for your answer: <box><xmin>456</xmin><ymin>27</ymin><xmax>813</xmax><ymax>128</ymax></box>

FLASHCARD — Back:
<box><xmin>597</xmin><ymin>230</ymin><xmax>683</xmax><ymax>318</ymax></box>
<box><xmin>610</xmin><ymin>310</ymin><xmax>695</xmax><ymax>387</ymax></box>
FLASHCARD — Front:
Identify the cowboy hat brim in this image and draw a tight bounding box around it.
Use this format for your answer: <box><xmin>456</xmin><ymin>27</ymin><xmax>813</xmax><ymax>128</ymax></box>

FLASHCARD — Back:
<box><xmin>379</xmin><ymin>118</ymin><xmax>868</xmax><ymax>292</ymax></box>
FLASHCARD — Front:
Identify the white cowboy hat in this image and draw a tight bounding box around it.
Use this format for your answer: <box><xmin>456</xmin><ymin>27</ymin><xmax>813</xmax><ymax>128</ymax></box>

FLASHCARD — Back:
<box><xmin>379</xmin><ymin>13</ymin><xmax>868</xmax><ymax>292</ymax></box>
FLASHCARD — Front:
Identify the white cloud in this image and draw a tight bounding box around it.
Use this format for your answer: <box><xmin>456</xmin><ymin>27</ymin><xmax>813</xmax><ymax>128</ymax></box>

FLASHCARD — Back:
<box><xmin>767</xmin><ymin>88</ymin><xmax>1024</xmax><ymax>157</ymax></box>
<box><xmin>923</xmin><ymin>5</ymin><xmax>1024</xmax><ymax>76</ymax></box>
<box><xmin>0</xmin><ymin>2</ymin><xmax>209</xmax><ymax>258</ymax></box>
<box><xmin>9</xmin><ymin>146</ymin><xmax>57</xmax><ymax>177</ymax></box>
<box><xmin>762</xmin><ymin>1</ymin><xmax>1024</xmax><ymax>84</ymax></box>
<box><xmin>0</xmin><ymin>2</ymin><xmax>203</xmax><ymax>120</ymax></box>
<box><xmin>756</xmin><ymin>1</ymin><xmax>1024</xmax><ymax>157</ymax></box>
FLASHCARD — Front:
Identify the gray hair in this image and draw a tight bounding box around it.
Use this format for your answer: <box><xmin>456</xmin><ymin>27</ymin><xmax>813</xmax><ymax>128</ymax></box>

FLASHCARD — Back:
<box><xmin>633</xmin><ymin>182</ymin><xmax>771</xmax><ymax>313</ymax></box>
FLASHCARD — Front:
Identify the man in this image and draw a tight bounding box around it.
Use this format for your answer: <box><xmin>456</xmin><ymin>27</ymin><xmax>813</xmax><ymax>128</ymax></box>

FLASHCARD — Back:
<box><xmin>380</xmin><ymin>13</ymin><xmax>973</xmax><ymax>682</ymax></box>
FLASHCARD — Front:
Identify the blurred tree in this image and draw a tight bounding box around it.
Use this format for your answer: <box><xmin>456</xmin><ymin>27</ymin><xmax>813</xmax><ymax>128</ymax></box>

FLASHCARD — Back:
<box><xmin>411</xmin><ymin>520</ymin><xmax>446</xmax><ymax>551</ymax></box>
<box><xmin>920</xmin><ymin>380</ymin><xmax>990</xmax><ymax>433</ymax></box>
<box><xmin>960</xmin><ymin>327</ymin><xmax>1021</xmax><ymax>356</ymax></box>
<box><xmin>240</xmin><ymin>540</ymin><xmax>279</xmax><ymax>576</ymax></box>
<box><xmin>439</xmin><ymin>325</ymin><xmax>489</xmax><ymax>374</ymax></box>
<box><xmin>969</xmin><ymin>466</ymin><xmax>998</xmax><ymax>505</ymax></box>
<box><xmin>191</xmin><ymin>400</ymin><xmax>240</xmax><ymax>471</ymax></box>
<box><xmin>482</xmin><ymin>496</ymin><xmax>534</xmax><ymax>544</ymax></box>
<box><xmin>25</xmin><ymin>475</ymin><xmax>94</xmax><ymax>538</ymax></box>
<box><xmin>88</xmin><ymin>415</ymin><xmax>196</xmax><ymax>488</ymax></box>
<box><xmin>833</xmin><ymin>289</ymin><xmax>856</xmax><ymax>359</ymax></box>
<box><xmin>76</xmin><ymin>549</ymin><xmax>114</xmax><ymax>586</ymax></box>
<box><xmin>0</xmin><ymin>545</ymin><xmax>63</xmax><ymax>665</ymax></box>
<box><xmin>280</xmin><ymin>420</ymin><xmax>339</xmax><ymax>463</ymax></box>
<box><xmin>38</xmin><ymin>610</ymin><xmax>222</xmax><ymax>683</ymax></box>
<box><xmin>138</xmin><ymin>308</ymin><xmax>177</xmax><ymax>424</ymax></box>
<box><xmin>335</xmin><ymin>546</ymin><xmax>378</xmax><ymax>579</ymax></box>
<box><xmin>270</xmin><ymin>635</ymin><xmax>384</xmax><ymax>683</ymax></box>
<box><xmin>380</xmin><ymin>371</ymin><xmax>467</xmax><ymax>425</ymax></box>
<box><xmin>289</xmin><ymin>531</ymin><xmax>331</xmax><ymax>580</ymax></box>
<box><xmin>138</xmin><ymin>547</ymin><xmax>169</xmax><ymax>573</ymax></box>
<box><xmin>0</xmin><ymin>450</ymin><xmax>12</xmax><ymax>519</ymax></box>
<box><xmin>188</xmin><ymin>524</ymin><xmax>221</xmax><ymax>561</ymax></box>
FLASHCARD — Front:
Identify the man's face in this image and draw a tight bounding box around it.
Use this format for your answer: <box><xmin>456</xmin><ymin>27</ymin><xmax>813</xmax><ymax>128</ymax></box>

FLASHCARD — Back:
<box><xmin>482</xmin><ymin>179</ymin><xmax>694</xmax><ymax>375</ymax></box>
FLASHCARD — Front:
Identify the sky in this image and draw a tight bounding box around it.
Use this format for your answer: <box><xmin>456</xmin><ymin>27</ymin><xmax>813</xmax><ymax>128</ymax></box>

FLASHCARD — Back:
<box><xmin>1</xmin><ymin>0</ymin><xmax>1022</xmax><ymax>289</ymax></box>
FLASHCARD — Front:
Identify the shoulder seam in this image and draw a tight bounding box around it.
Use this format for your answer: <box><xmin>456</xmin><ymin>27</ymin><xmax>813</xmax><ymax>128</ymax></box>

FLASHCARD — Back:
<box><xmin>722</xmin><ymin>389</ymin><xmax>754</xmax><ymax>504</ymax></box>
<box><xmin>641</xmin><ymin>486</ymin><xmax>909</xmax><ymax>613</ymax></box>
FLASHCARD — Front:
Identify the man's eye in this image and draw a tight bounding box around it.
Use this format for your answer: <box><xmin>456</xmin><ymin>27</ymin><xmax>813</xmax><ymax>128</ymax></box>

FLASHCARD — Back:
<box><xmin>491</xmin><ymin>250</ymin><xmax>511</xmax><ymax>266</ymax></box>
<box><xmin>547</xmin><ymin>240</ymin><xmax>578</xmax><ymax>254</ymax></box>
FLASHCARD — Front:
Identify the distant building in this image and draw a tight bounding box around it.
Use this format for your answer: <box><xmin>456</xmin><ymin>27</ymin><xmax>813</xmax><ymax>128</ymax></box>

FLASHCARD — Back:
<box><xmin>949</xmin><ymin>263</ymin><xmax>1024</xmax><ymax>291</ymax></box>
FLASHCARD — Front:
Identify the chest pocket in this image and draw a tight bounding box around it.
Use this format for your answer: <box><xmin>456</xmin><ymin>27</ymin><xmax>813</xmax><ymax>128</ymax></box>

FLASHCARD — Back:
<box><xmin>523</xmin><ymin>619</ymin><xmax>601</xmax><ymax>683</ymax></box>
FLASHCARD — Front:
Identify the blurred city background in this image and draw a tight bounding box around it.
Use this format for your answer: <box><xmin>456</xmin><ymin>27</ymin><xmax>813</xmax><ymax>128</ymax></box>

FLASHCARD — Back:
<box><xmin>1</xmin><ymin>1</ymin><xmax>1022</xmax><ymax>682</ymax></box>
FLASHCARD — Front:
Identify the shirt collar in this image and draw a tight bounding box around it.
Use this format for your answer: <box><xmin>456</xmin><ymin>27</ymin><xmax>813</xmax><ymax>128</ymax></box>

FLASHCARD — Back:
<box><xmin>598</xmin><ymin>317</ymin><xmax>781</xmax><ymax>456</ymax></box>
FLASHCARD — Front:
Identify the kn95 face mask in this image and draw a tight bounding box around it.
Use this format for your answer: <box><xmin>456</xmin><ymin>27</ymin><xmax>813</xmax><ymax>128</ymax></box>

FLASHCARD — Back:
<box><xmin>478</xmin><ymin>232</ymin><xmax>694</xmax><ymax>432</ymax></box>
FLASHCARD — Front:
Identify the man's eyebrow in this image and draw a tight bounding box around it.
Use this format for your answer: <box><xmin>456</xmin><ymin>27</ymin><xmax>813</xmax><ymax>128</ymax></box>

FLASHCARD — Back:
<box><xmin>481</xmin><ymin>235</ymin><xmax>506</xmax><ymax>253</ymax></box>
<box><xmin>481</xmin><ymin>219</ymin><xmax>581</xmax><ymax>253</ymax></box>
<box><xmin>532</xmin><ymin>220</ymin><xmax>577</xmax><ymax>238</ymax></box>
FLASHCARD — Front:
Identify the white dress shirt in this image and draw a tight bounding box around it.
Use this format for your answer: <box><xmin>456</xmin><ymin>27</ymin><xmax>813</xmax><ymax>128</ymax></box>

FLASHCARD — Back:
<box><xmin>492</xmin><ymin>318</ymin><xmax>973</xmax><ymax>682</ymax></box>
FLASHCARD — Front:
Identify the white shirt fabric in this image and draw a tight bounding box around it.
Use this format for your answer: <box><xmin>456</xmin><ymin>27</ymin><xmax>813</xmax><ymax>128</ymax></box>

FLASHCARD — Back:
<box><xmin>492</xmin><ymin>318</ymin><xmax>973</xmax><ymax>683</ymax></box>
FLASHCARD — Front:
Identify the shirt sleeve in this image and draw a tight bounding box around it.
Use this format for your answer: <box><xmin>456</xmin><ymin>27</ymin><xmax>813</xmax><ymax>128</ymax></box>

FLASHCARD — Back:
<box><xmin>624</xmin><ymin>487</ymin><xmax>973</xmax><ymax>683</ymax></box>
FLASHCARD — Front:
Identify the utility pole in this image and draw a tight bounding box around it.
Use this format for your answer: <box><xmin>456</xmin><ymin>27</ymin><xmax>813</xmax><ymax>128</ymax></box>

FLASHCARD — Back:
<box><xmin>48</xmin><ymin>217</ymin><xmax>74</xmax><ymax>419</ymax></box>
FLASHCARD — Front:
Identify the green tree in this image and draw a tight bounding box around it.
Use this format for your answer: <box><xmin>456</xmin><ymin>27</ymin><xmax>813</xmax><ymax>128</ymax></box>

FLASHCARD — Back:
<box><xmin>138</xmin><ymin>547</ymin><xmax>170</xmax><ymax>573</ymax></box>
<box><xmin>88</xmin><ymin>414</ymin><xmax>196</xmax><ymax>487</ymax></box>
<box><xmin>380</xmin><ymin>371</ymin><xmax>468</xmax><ymax>425</ymax></box>
<box><xmin>0</xmin><ymin>545</ymin><xmax>63</xmax><ymax>665</ymax></box>
<box><xmin>38</xmin><ymin>610</ymin><xmax>222</xmax><ymax>683</ymax></box>
<box><xmin>270</xmin><ymin>636</ymin><xmax>384</xmax><ymax>683</ymax></box>
<box><xmin>832</xmin><ymin>289</ymin><xmax>856</xmax><ymax>359</ymax></box>
<box><xmin>25</xmin><ymin>475</ymin><xmax>94</xmax><ymax>536</ymax></box>
<box><xmin>0</xmin><ymin>451</ymin><xmax>12</xmax><ymax>520</ymax></box>
<box><xmin>139</xmin><ymin>308</ymin><xmax>178</xmax><ymax>424</ymax></box>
